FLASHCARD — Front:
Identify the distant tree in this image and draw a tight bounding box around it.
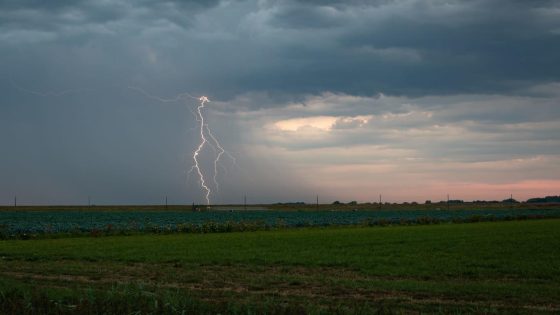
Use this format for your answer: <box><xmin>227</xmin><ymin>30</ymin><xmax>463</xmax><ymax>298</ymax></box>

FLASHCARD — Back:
<box><xmin>425</xmin><ymin>200</ymin><xmax>432</xmax><ymax>204</ymax></box>
<box><xmin>527</xmin><ymin>196</ymin><xmax>560</xmax><ymax>203</ymax></box>
<box><xmin>348</xmin><ymin>201</ymin><xmax>357</xmax><ymax>205</ymax></box>
<box><xmin>448</xmin><ymin>200</ymin><xmax>464</xmax><ymax>204</ymax></box>
<box><xmin>332</xmin><ymin>201</ymin><xmax>341</xmax><ymax>205</ymax></box>
<box><xmin>501</xmin><ymin>198</ymin><xmax>519</xmax><ymax>203</ymax></box>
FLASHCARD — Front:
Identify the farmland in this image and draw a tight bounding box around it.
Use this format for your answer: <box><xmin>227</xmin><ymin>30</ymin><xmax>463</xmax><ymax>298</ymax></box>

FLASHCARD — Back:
<box><xmin>1</xmin><ymin>204</ymin><xmax>559</xmax><ymax>239</ymax></box>
<box><xmin>0</xmin><ymin>218</ymin><xmax>559</xmax><ymax>314</ymax></box>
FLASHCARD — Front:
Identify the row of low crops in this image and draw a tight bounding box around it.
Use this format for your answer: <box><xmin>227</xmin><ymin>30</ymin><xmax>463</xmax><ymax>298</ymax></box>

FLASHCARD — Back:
<box><xmin>1</xmin><ymin>209</ymin><xmax>560</xmax><ymax>239</ymax></box>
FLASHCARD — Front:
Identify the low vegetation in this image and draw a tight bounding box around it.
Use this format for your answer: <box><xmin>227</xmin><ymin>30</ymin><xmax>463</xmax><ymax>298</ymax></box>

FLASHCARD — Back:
<box><xmin>0</xmin><ymin>219</ymin><xmax>559</xmax><ymax>314</ymax></box>
<box><xmin>1</xmin><ymin>205</ymin><xmax>559</xmax><ymax>240</ymax></box>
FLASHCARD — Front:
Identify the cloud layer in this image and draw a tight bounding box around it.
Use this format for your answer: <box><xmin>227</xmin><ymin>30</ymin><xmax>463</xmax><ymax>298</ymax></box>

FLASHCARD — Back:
<box><xmin>1</xmin><ymin>0</ymin><xmax>559</xmax><ymax>204</ymax></box>
<box><xmin>227</xmin><ymin>87</ymin><xmax>560</xmax><ymax>202</ymax></box>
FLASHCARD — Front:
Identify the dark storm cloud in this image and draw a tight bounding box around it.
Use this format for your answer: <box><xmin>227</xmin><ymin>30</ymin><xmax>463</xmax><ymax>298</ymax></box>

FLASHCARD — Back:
<box><xmin>260</xmin><ymin>0</ymin><xmax>560</xmax><ymax>96</ymax></box>
<box><xmin>0</xmin><ymin>0</ymin><xmax>219</xmax><ymax>39</ymax></box>
<box><xmin>268</xmin><ymin>5</ymin><xmax>347</xmax><ymax>29</ymax></box>
<box><xmin>1</xmin><ymin>0</ymin><xmax>559</xmax><ymax>204</ymax></box>
<box><xmin>1</xmin><ymin>0</ymin><xmax>559</xmax><ymax>100</ymax></box>
<box><xmin>337</xmin><ymin>1</ymin><xmax>560</xmax><ymax>94</ymax></box>
<box><xmin>223</xmin><ymin>0</ymin><xmax>559</xmax><ymax>100</ymax></box>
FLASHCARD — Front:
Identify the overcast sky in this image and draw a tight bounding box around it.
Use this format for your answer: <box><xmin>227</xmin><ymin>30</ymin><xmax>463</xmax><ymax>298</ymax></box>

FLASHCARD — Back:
<box><xmin>1</xmin><ymin>0</ymin><xmax>560</xmax><ymax>205</ymax></box>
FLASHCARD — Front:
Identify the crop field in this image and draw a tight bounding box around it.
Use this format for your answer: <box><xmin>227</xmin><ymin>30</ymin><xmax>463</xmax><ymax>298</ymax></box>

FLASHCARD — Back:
<box><xmin>0</xmin><ymin>219</ymin><xmax>559</xmax><ymax>314</ymax></box>
<box><xmin>1</xmin><ymin>206</ymin><xmax>559</xmax><ymax>238</ymax></box>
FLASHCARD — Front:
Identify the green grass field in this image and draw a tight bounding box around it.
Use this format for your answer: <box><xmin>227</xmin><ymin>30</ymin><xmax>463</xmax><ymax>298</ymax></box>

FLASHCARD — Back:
<box><xmin>1</xmin><ymin>219</ymin><xmax>559</xmax><ymax>314</ymax></box>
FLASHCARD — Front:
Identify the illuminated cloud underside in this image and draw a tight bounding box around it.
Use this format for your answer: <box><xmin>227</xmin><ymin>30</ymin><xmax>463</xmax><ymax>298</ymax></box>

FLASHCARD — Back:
<box><xmin>226</xmin><ymin>88</ymin><xmax>560</xmax><ymax>202</ymax></box>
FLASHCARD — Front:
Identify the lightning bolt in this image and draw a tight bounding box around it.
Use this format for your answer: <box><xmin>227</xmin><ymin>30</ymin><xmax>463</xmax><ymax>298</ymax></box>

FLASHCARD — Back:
<box><xmin>127</xmin><ymin>86</ymin><xmax>195</xmax><ymax>103</ymax></box>
<box><xmin>193</xmin><ymin>96</ymin><xmax>212</xmax><ymax>205</ymax></box>
<box><xmin>129</xmin><ymin>88</ymin><xmax>234</xmax><ymax>205</ymax></box>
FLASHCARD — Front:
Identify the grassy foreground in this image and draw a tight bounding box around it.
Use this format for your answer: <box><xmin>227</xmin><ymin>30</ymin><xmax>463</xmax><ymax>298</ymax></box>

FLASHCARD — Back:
<box><xmin>0</xmin><ymin>219</ymin><xmax>559</xmax><ymax>314</ymax></box>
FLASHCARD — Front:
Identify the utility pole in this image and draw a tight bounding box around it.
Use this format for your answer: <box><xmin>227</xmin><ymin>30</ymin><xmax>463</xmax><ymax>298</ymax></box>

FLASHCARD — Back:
<box><xmin>316</xmin><ymin>195</ymin><xmax>319</xmax><ymax>211</ymax></box>
<box><xmin>14</xmin><ymin>196</ymin><xmax>17</xmax><ymax>207</ymax></box>
<box><xmin>447</xmin><ymin>194</ymin><xmax>450</xmax><ymax>211</ymax></box>
<box><xmin>379</xmin><ymin>194</ymin><xmax>382</xmax><ymax>210</ymax></box>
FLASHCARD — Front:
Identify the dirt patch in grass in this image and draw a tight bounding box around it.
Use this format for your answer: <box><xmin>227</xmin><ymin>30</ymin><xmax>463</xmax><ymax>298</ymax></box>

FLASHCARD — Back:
<box><xmin>0</xmin><ymin>259</ymin><xmax>558</xmax><ymax>313</ymax></box>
